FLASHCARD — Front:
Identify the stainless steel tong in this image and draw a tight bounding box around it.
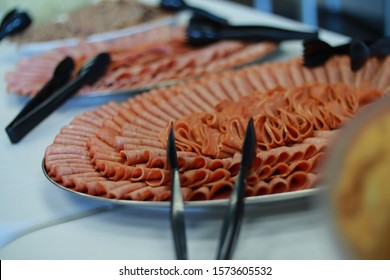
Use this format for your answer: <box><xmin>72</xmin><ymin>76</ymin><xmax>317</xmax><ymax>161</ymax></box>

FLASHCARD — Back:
<box><xmin>167</xmin><ymin>118</ymin><xmax>257</xmax><ymax>260</ymax></box>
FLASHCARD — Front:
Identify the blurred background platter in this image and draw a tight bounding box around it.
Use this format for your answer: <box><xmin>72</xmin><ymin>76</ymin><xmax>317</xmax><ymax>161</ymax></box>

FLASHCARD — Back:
<box><xmin>0</xmin><ymin>0</ymin><xmax>179</xmax><ymax>54</ymax></box>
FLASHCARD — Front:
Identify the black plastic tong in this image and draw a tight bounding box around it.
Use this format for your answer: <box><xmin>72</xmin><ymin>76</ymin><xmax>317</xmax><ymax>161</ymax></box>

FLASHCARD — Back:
<box><xmin>167</xmin><ymin>118</ymin><xmax>257</xmax><ymax>260</ymax></box>
<box><xmin>303</xmin><ymin>37</ymin><xmax>390</xmax><ymax>71</ymax></box>
<box><xmin>5</xmin><ymin>53</ymin><xmax>111</xmax><ymax>144</ymax></box>
<box><xmin>0</xmin><ymin>9</ymin><xmax>32</xmax><ymax>42</ymax></box>
<box><xmin>186</xmin><ymin>22</ymin><xmax>318</xmax><ymax>46</ymax></box>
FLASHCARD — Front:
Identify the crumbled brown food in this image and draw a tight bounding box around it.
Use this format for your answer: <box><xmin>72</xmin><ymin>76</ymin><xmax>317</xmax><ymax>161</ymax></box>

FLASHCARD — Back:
<box><xmin>9</xmin><ymin>0</ymin><xmax>171</xmax><ymax>43</ymax></box>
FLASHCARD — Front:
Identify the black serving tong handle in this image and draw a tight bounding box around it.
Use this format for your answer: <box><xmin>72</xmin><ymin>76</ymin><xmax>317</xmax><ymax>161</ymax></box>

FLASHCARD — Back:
<box><xmin>167</xmin><ymin>121</ymin><xmax>188</xmax><ymax>260</ymax></box>
<box><xmin>5</xmin><ymin>53</ymin><xmax>110</xmax><ymax>144</ymax></box>
<box><xmin>186</xmin><ymin>23</ymin><xmax>318</xmax><ymax>46</ymax></box>
<box><xmin>216</xmin><ymin>118</ymin><xmax>257</xmax><ymax>260</ymax></box>
<box><xmin>0</xmin><ymin>8</ymin><xmax>32</xmax><ymax>41</ymax></box>
<box><xmin>160</xmin><ymin>0</ymin><xmax>228</xmax><ymax>26</ymax></box>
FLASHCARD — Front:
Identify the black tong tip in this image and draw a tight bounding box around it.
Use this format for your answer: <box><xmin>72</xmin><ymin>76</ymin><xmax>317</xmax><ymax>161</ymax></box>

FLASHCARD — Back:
<box><xmin>303</xmin><ymin>38</ymin><xmax>336</xmax><ymax>68</ymax></box>
<box><xmin>51</xmin><ymin>57</ymin><xmax>75</xmax><ymax>87</ymax></box>
<box><xmin>240</xmin><ymin>118</ymin><xmax>256</xmax><ymax>173</ymax></box>
<box><xmin>349</xmin><ymin>38</ymin><xmax>371</xmax><ymax>72</ymax></box>
<box><xmin>77</xmin><ymin>52</ymin><xmax>111</xmax><ymax>84</ymax></box>
<box><xmin>167</xmin><ymin>121</ymin><xmax>179</xmax><ymax>170</ymax></box>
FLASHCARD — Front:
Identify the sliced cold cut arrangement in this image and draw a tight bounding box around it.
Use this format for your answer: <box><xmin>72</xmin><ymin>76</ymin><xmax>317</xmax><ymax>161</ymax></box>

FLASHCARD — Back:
<box><xmin>44</xmin><ymin>55</ymin><xmax>389</xmax><ymax>202</ymax></box>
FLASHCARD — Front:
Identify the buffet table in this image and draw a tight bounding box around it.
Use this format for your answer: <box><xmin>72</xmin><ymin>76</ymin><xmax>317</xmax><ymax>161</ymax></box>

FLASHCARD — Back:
<box><xmin>0</xmin><ymin>0</ymin><xmax>348</xmax><ymax>259</ymax></box>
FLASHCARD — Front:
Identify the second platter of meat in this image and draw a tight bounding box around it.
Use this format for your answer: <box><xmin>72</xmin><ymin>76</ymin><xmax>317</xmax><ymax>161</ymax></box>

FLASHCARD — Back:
<box><xmin>5</xmin><ymin>25</ymin><xmax>277</xmax><ymax>99</ymax></box>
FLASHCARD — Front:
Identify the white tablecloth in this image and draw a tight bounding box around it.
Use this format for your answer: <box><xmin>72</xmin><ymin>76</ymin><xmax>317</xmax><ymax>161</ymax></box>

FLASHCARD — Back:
<box><xmin>0</xmin><ymin>0</ymin><xmax>347</xmax><ymax>259</ymax></box>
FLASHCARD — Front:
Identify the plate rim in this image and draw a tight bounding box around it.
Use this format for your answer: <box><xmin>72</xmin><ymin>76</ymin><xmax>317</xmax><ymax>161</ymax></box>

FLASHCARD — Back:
<box><xmin>42</xmin><ymin>159</ymin><xmax>319</xmax><ymax>208</ymax></box>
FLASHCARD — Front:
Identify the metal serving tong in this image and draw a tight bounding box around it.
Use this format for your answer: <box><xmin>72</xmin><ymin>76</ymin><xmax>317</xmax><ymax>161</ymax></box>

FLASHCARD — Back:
<box><xmin>167</xmin><ymin>118</ymin><xmax>257</xmax><ymax>260</ymax></box>
<box><xmin>5</xmin><ymin>53</ymin><xmax>111</xmax><ymax>144</ymax></box>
